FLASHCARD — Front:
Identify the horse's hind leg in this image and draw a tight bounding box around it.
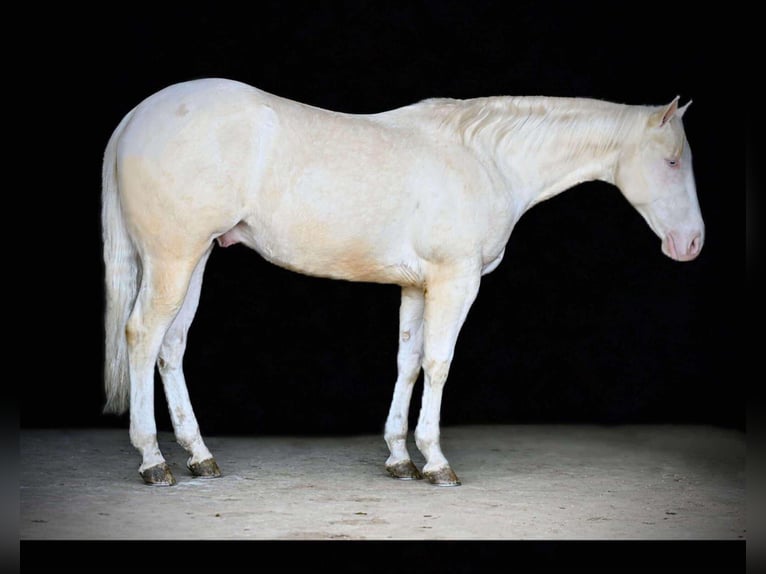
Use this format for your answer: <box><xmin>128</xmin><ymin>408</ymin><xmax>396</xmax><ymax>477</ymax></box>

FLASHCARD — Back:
<box><xmin>157</xmin><ymin>246</ymin><xmax>221</xmax><ymax>479</ymax></box>
<box><xmin>384</xmin><ymin>286</ymin><xmax>425</xmax><ymax>480</ymax></box>
<box><xmin>126</xmin><ymin>254</ymin><xmax>200</xmax><ymax>486</ymax></box>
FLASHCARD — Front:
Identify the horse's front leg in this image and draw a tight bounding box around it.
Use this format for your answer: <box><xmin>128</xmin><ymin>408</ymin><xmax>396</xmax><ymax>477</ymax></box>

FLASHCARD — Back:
<box><xmin>384</xmin><ymin>286</ymin><xmax>425</xmax><ymax>480</ymax></box>
<box><xmin>415</xmin><ymin>268</ymin><xmax>481</xmax><ymax>486</ymax></box>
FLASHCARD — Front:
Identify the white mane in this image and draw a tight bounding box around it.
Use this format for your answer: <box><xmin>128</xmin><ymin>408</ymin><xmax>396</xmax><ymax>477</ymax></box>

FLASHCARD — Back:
<box><xmin>426</xmin><ymin>96</ymin><xmax>648</xmax><ymax>160</ymax></box>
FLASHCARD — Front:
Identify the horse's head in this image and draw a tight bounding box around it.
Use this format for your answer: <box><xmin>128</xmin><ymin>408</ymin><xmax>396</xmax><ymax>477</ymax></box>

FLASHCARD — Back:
<box><xmin>615</xmin><ymin>97</ymin><xmax>704</xmax><ymax>262</ymax></box>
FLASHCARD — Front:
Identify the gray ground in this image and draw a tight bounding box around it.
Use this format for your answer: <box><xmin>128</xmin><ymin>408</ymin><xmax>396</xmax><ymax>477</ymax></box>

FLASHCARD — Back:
<box><xmin>20</xmin><ymin>425</ymin><xmax>745</xmax><ymax>540</ymax></box>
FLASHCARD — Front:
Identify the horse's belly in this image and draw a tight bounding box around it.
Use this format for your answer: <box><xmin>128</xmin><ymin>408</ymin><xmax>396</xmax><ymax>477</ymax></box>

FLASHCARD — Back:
<box><xmin>220</xmin><ymin>220</ymin><xmax>422</xmax><ymax>286</ymax></box>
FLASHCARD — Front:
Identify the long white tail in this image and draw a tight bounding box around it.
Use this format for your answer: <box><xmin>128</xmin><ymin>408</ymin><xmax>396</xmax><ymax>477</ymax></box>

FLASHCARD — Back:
<box><xmin>102</xmin><ymin>110</ymin><xmax>138</xmax><ymax>415</ymax></box>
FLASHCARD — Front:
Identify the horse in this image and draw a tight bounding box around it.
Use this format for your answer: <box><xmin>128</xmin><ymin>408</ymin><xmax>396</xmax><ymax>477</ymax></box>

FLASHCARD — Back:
<box><xmin>102</xmin><ymin>78</ymin><xmax>704</xmax><ymax>486</ymax></box>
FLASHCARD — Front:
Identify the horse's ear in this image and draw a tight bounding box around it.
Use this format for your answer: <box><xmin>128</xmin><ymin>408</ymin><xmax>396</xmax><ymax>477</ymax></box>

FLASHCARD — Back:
<box><xmin>650</xmin><ymin>96</ymin><xmax>680</xmax><ymax>127</ymax></box>
<box><xmin>678</xmin><ymin>99</ymin><xmax>692</xmax><ymax>118</ymax></box>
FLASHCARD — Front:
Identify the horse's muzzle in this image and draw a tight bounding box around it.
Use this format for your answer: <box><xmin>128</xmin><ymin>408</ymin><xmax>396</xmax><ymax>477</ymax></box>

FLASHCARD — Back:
<box><xmin>663</xmin><ymin>230</ymin><xmax>703</xmax><ymax>262</ymax></box>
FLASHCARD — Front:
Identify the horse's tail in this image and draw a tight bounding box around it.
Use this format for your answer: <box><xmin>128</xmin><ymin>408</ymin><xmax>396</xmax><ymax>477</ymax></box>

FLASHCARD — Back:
<box><xmin>101</xmin><ymin>109</ymin><xmax>137</xmax><ymax>415</ymax></box>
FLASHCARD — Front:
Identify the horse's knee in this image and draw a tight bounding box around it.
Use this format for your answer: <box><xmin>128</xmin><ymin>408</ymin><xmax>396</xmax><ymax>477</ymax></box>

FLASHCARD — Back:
<box><xmin>423</xmin><ymin>358</ymin><xmax>450</xmax><ymax>386</ymax></box>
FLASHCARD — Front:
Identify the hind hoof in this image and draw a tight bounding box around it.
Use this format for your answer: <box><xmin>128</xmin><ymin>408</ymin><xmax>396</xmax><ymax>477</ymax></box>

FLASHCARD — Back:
<box><xmin>424</xmin><ymin>466</ymin><xmax>461</xmax><ymax>486</ymax></box>
<box><xmin>386</xmin><ymin>460</ymin><xmax>423</xmax><ymax>480</ymax></box>
<box><xmin>188</xmin><ymin>458</ymin><xmax>222</xmax><ymax>478</ymax></box>
<box><xmin>140</xmin><ymin>462</ymin><xmax>176</xmax><ymax>486</ymax></box>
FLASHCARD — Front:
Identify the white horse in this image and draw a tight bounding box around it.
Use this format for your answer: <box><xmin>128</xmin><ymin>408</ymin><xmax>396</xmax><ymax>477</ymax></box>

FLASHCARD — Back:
<box><xmin>102</xmin><ymin>78</ymin><xmax>704</xmax><ymax>486</ymax></box>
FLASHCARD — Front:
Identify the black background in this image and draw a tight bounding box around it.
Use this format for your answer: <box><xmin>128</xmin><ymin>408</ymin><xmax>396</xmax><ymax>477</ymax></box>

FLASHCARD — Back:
<box><xmin>25</xmin><ymin>2</ymin><xmax>744</xmax><ymax>436</ymax></box>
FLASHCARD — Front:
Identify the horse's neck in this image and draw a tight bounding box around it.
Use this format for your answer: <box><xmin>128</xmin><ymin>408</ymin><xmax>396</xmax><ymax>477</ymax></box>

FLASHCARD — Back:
<box><xmin>449</xmin><ymin>97</ymin><xmax>644</xmax><ymax>210</ymax></box>
<box><xmin>518</xmin><ymin>128</ymin><xmax>623</xmax><ymax>209</ymax></box>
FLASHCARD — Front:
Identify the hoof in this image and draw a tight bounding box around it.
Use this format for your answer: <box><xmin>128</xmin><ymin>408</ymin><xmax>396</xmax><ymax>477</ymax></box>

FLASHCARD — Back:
<box><xmin>188</xmin><ymin>458</ymin><xmax>222</xmax><ymax>478</ymax></box>
<box><xmin>386</xmin><ymin>460</ymin><xmax>423</xmax><ymax>480</ymax></box>
<box><xmin>140</xmin><ymin>462</ymin><xmax>176</xmax><ymax>486</ymax></box>
<box><xmin>424</xmin><ymin>466</ymin><xmax>461</xmax><ymax>486</ymax></box>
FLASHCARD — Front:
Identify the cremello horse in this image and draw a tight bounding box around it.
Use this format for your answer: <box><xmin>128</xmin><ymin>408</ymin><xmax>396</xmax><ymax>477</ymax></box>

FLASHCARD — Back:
<box><xmin>102</xmin><ymin>78</ymin><xmax>703</xmax><ymax>486</ymax></box>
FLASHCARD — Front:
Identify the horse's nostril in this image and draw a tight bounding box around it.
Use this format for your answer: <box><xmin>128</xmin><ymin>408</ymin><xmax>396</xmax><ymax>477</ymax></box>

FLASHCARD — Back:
<box><xmin>689</xmin><ymin>234</ymin><xmax>701</xmax><ymax>255</ymax></box>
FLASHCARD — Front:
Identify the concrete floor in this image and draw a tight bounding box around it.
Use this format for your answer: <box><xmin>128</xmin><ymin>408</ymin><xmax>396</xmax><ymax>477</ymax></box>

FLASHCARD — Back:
<box><xmin>20</xmin><ymin>425</ymin><xmax>745</xmax><ymax>540</ymax></box>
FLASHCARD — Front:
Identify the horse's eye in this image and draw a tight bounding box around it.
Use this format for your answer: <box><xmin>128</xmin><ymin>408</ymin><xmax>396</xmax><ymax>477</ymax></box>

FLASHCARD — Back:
<box><xmin>666</xmin><ymin>159</ymin><xmax>679</xmax><ymax>168</ymax></box>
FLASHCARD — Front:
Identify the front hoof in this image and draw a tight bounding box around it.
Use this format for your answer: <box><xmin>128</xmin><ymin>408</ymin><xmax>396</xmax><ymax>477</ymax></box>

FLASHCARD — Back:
<box><xmin>140</xmin><ymin>462</ymin><xmax>176</xmax><ymax>486</ymax></box>
<box><xmin>188</xmin><ymin>458</ymin><xmax>222</xmax><ymax>479</ymax></box>
<box><xmin>386</xmin><ymin>460</ymin><xmax>424</xmax><ymax>480</ymax></box>
<box><xmin>424</xmin><ymin>466</ymin><xmax>461</xmax><ymax>487</ymax></box>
